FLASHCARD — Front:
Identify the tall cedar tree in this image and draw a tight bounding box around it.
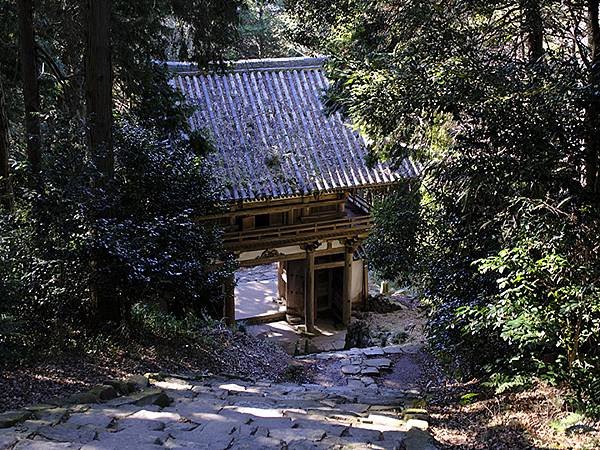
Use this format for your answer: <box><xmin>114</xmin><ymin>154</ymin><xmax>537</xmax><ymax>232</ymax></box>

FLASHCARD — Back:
<box><xmin>85</xmin><ymin>0</ymin><xmax>119</xmax><ymax>323</ymax></box>
<box><xmin>0</xmin><ymin>76</ymin><xmax>11</xmax><ymax>209</ymax></box>
<box><xmin>17</xmin><ymin>0</ymin><xmax>41</xmax><ymax>174</ymax></box>
<box><xmin>586</xmin><ymin>0</ymin><xmax>600</xmax><ymax>194</ymax></box>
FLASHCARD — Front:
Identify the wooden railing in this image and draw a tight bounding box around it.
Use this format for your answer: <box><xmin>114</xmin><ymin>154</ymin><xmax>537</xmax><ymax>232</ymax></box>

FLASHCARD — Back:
<box><xmin>224</xmin><ymin>215</ymin><xmax>372</xmax><ymax>249</ymax></box>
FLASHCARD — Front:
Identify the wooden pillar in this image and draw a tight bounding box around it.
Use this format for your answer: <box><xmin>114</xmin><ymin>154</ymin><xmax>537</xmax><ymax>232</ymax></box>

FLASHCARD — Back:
<box><xmin>302</xmin><ymin>242</ymin><xmax>319</xmax><ymax>333</ymax></box>
<box><xmin>277</xmin><ymin>262</ymin><xmax>286</xmax><ymax>300</ymax></box>
<box><xmin>343</xmin><ymin>238</ymin><xmax>358</xmax><ymax>326</ymax></box>
<box><xmin>223</xmin><ymin>274</ymin><xmax>235</xmax><ymax>326</ymax></box>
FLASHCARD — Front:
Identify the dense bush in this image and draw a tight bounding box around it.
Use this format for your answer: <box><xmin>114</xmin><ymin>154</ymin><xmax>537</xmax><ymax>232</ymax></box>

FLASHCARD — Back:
<box><xmin>0</xmin><ymin>114</ymin><xmax>234</xmax><ymax>345</ymax></box>
<box><xmin>291</xmin><ymin>0</ymin><xmax>600</xmax><ymax>413</ymax></box>
<box><xmin>365</xmin><ymin>183</ymin><xmax>421</xmax><ymax>282</ymax></box>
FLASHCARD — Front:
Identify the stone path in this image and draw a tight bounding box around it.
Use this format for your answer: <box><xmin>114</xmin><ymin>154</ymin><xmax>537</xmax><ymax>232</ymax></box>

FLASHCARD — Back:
<box><xmin>0</xmin><ymin>346</ymin><xmax>438</xmax><ymax>450</ymax></box>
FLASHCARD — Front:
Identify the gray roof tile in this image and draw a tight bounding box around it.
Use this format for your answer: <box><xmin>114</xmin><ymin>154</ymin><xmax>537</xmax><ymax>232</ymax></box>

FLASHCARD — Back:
<box><xmin>169</xmin><ymin>57</ymin><xmax>417</xmax><ymax>201</ymax></box>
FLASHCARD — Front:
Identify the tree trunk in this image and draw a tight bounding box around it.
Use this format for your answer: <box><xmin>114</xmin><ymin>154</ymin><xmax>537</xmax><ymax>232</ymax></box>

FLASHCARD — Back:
<box><xmin>86</xmin><ymin>0</ymin><xmax>113</xmax><ymax>179</ymax></box>
<box><xmin>521</xmin><ymin>0</ymin><xmax>544</xmax><ymax>62</ymax></box>
<box><xmin>17</xmin><ymin>0</ymin><xmax>42</xmax><ymax>174</ymax></box>
<box><xmin>0</xmin><ymin>77</ymin><xmax>12</xmax><ymax>210</ymax></box>
<box><xmin>85</xmin><ymin>0</ymin><xmax>118</xmax><ymax>324</ymax></box>
<box><xmin>585</xmin><ymin>0</ymin><xmax>600</xmax><ymax>194</ymax></box>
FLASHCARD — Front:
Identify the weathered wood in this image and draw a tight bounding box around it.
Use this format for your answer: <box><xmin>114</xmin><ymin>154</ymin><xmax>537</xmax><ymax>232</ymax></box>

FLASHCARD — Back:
<box><xmin>198</xmin><ymin>197</ymin><xmax>346</xmax><ymax>221</ymax></box>
<box><xmin>224</xmin><ymin>215</ymin><xmax>372</xmax><ymax>251</ymax></box>
<box><xmin>342</xmin><ymin>238</ymin><xmax>360</xmax><ymax>326</ymax></box>
<box><xmin>302</xmin><ymin>242</ymin><xmax>320</xmax><ymax>333</ymax></box>
<box><xmin>238</xmin><ymin>246</ymin><xmax>345</xmax><ymax>267</ymax></box>
<box><xmin>285</xmin><ymin>259</ymin><xmax>305</xmax><ymax>320</ymax></box>
<box><xmin>277</xmin><ymin>262</ymin><xmax>286</xmax><ymax>299</ymax></box>
<box><xmin>315</xmin><ymin>261</ymin><xmax>345</xmax><ymax>270</ymax></box>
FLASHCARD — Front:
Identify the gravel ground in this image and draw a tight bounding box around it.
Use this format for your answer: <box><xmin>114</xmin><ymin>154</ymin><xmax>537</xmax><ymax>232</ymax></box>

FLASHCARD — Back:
<box><xmin>0</xmin><ymin>325</ymin><xmax>292</xmax><ymax>413</ymax></box>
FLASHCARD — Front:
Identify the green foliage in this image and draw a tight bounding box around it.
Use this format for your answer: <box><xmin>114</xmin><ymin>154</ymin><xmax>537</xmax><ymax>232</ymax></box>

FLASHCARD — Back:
<box><xmin>459</xmin><ymin>392</ymin><xmax>479</xmax><ymax>406</ymax></box>
<box><xmin>0</xmin><ymin>0</ymin><xmax>241</xmax><ymax>352</ymax></box>
<box><xmin>0</xmin><ymin>114</ymin><xmax>234</xmax><ymax>341</ymax></box>
<box><xmin>298</xmin><ymin>0</ymin><xmax>600</xmax><ymax>413</ymax></box>
<box><xmin>482</xmin><ymin>373</ymin><xmax>532</xmax><ymax>395</ymax></box>
<box><xmin>230</xmin><ymin>0</ymin><xmax>294</xmax><ymax>59</ymax></box>
<box><xmin>549</xmin><ymin>412</ymin><xmax>586</xmax><ymax>434</ymax></box>
<box><xmin>366</xmin><ymin>183</ymin><xmax>421</xmax><ymax>282</ymax></box>
<box><xmin>129</xmin><ymin>303</ymin><xmax>213</xmax><ymax>343</ymax></box>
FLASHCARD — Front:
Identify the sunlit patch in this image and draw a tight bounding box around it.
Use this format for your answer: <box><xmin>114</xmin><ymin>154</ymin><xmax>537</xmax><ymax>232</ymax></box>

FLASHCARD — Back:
<box><xmin>219</xmin><ymin>383</ymin><xmax>246</xmax><ymax>392</ymax></box>
<box><xmin>223</xmin><ymin>405</ymin><xmax>285</xmax><ymax>418</ymax></box>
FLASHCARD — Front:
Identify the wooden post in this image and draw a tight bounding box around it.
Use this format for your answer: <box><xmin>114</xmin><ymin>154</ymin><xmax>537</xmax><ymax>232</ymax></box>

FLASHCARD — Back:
<box><xmin>223</xmin><ymin>274</ymin><xmax>235</xmax><ymax>326</ymax></box>
<box><xmin>343</xmin><ymin>238</ymin><xmax>358</xmax><ymax>326</ymax></box>
<box><xmin>302</xmin><ymin>242</ymin><xmax>319</xmax><ymax>333</ymax></box>
<box><xmin>277</xmin><ymin>262</ymin><xmax>286</xmax><ymax>300</ymax></box>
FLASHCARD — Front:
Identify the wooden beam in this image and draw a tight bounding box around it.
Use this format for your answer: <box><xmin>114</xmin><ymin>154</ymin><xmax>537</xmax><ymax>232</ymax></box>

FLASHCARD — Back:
<box><xmin>238</xmin><ymin>246</ymin><xmax>344</xmax><ymax>267</ymax></box>
<box><xmin>315</xmin><ymin>261</ymin><xmax>345</xmax><ymax>270</ymax></box>
<box><xmin>228</xmin><ymin>229</ymin><xmax>370</xmax><ymax>253</ymax></box>
<box><xmin>197</xmin><ymin>197</ymin><xmax>346</xmax><ymax>221</ymax></box>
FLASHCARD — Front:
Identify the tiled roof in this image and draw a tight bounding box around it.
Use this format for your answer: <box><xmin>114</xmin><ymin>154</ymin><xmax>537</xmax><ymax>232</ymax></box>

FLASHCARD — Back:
<box><xmin>169</xmin><ymin>57</ymin><xmax>418</xmax><ymax>201</ymax></box>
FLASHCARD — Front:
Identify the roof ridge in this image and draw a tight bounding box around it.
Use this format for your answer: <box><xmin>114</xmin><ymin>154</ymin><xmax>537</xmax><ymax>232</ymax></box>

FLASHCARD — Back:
<box><xmin>165</xmin><ymin>56</ymin><xmax>327</xmax><ymax>74</ymax></box>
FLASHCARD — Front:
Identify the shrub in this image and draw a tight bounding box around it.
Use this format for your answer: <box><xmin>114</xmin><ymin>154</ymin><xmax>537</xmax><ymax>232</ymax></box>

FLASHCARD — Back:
<box><xmin>0</xmin><ymin>114</ymin><xmax>234</xmax><ymax>347</ymax></box>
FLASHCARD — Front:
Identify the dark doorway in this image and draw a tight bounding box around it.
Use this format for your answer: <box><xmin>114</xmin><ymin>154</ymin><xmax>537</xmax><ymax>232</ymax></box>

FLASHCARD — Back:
<box><xmin>315</xmin><ymin>267</ymin><xmax>344</xmax><ymax>320</ymax></box>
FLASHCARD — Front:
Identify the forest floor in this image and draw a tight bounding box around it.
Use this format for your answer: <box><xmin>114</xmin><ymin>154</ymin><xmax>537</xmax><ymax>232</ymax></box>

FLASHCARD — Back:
<box><xmin>1</xmin><ymin>297</ymin><xmax>599</xmax><ymax>449</ymax></box>
<box><xmin>0</xmin><ymin>325</ymin><xmax>294</xmax><ymax>414</ymax></box>
<box><xmin>348</xmin><ymin>293</ymin><xmax>600</xmax><ymax>450</ymax></box>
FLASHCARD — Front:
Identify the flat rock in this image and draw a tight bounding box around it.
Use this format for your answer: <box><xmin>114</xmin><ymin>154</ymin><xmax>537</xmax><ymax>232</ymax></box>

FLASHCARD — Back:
<box><xmin>84</xmin><ymin>429</ymin><xmax>168</xmax><ymax>449</ymax></box>
<box><xmin>406</xmin><ymin>418</ymin><xmax>429</xmax><ymax>431</ymax></box>
<box><xmin>341</xmin><ymin>365</ymin><xmax>361</xmax><ymax>375</ymax></box>
<box><xmin>66</xmin><ymin>391</ymin><xmax>99</xmax><ymax>405</ymax></box>
<box><xmin>361</xmin><ymin>377</ymin><xmax>376</xmax><ymax>385</ymax></box>
<box><xmin>364</xmin><ymin>358</ymin><xmax>392</xmax><ymax>369</ymax></box>
<box><xmin>404</xmin><ymin>428</ymin><xmax>438</xmax><ymax>450</ymax></box>
<box><xmin>116</xmin><ymin>409</ymin><xmax>180</xmax><ymax>432</ymax></box>
<box><xmin>116</xmin><ymin>387</ymin><xmax>172</xmax><ymax>408</ymax></box>
<box><xmin>0</xmin><ymin>431</ymin><xmax>19</xmax><ymax>448</ymax></box>
<box><xmin>382</xmin><ymin>345</ymin><xmax>405</xmax><ymax>354</ymax></box>
<box><xmin>88</xmin><ymin>385</ymin><xmax>118</xmax><ymax>401</ymax></box>
<box><xmin>347</xmin><ymin>379</ymin><xmax>366</xmax><ymax>389</ymax></box>
<box><xmin>37</xmin><ymin>423</ymin><xmax>96</xmax><ymax>443</ymax></box>
<box><xmin>2</xmin><ymin>372</ymin><xmax>438</xmax><ymax>450</ymax></box>
<box><xmin>0</xmin><ymin>410</ymin><xmax>31</xmax><ymax>428</ymax></box>
<box><xmin>365</xmin><ymin>413</ymin><xmax>404</xmax><ymax>429</ymax></box>
<box><xmin>228</xmin><ymin>435</ymin><xmax>284</xmax><ymax>449</ymax></box>
<box><xmin>363</xmin><ymin>347</ymin><xmax>386</xmax><ymax>357</ymax></box>
<box><xmin>345</xmin><ymin>426</ymin><xmax>383</xmax><ymax>443</ymax></box>
<box><xmin>13</xmin><ymin>440</ymin><xmax>77</xmax><ymax>449</ymax></box>
<box><xmin>67</xmin><ymin>410</ymin><xmax>114</xmax><ymax>428</ymax></box>
<box><xmin>268</xmin><ymin>427</ymin><xmax>326</xmax><ymax>442</ymax></box>
<box><xmin>361</xmin><ymin>367</ymin><xmax>380</xmax><ymax>376</ymax></box>
<box><xmin>337</xmin><ymin>403</ymin><xmax>370</xmax><ymax>415</ymax></box>
<box><xmin>126</xmin><ymin>374</ymin><xmax>149</xmax><ymax>390</ymax></box>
